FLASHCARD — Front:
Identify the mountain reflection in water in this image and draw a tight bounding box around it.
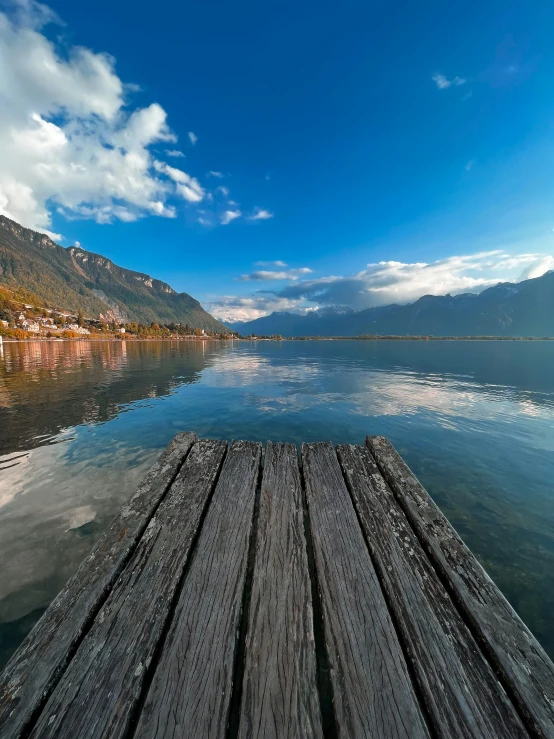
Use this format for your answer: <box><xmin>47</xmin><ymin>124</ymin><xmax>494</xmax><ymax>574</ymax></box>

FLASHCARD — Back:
<box><xmin>1</xmin><ymin>339</ymin><xmax>553</xmax><ymax>667</ymax></box>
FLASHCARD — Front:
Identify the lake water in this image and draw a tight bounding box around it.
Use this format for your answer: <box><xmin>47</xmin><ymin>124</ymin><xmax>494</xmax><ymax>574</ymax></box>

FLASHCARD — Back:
<box><xmin>1</xmin><ymin>339</ymin><xmax>554</xmax><ymax>667</ymax></box>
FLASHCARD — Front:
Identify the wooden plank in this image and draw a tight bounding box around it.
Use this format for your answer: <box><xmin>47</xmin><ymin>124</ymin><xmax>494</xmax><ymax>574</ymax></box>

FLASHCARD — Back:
<box><xmin>238</xmin><ymin>442</ymin><xmax>322</xmax><ymax>739</ymax></box>
<box><xmin>0</xmin><ymin>431</ymin><xmax>196</xmax><ymax>739</ymax></box>
<box><xmin>301</xmin><ymin>442</ymin><xmax>429</xmax><ymax>739</ymax></box>
<box><xmin>134</xmin><ymin>440</ymin><xmax>262</xmax><ymax>739</ymax></box>
<box><xmin>29</xmin><ymin>439</ymin><xmax>227</xmax><ymax>739</ymax></box>
<box><xmin>366</xmin><ymin>435</ymin><xmax>554</xmax><ymax>739</ymax></box>
<box><xmin>337</xmin><ymin>443</ymin><xmax>528</xmax><ymax>739</ymax></box>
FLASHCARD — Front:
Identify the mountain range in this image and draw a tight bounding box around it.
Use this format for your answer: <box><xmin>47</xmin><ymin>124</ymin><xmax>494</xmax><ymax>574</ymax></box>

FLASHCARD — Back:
<box><xmin>0</xmin><ymin>216</ymin><xmax>226</xmax><ymax>331</ymax></box>
<box><xmin>229</xmin><ymin>271</ymin><xmax>554</xmax><ymax>337</ymax></box>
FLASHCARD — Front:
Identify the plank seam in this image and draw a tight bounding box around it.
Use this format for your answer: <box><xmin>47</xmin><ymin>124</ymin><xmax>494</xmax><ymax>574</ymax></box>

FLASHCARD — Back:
<box><xmin>299</xmin><ymin>453</ymin><xmax>339</xmax><ymax>739</ymax></box>
<box><xmin>19</xmin><ymin>437</ymin><xmax>198</xmax><ymax>739</ymax></box>
<box><xmin>226</xmin><ymin>446</ymin><xmax>264</xmax><ymax>739</ymax></box>
<box><xmin>124</xmin><ymin>441</ymin><xmax>229</xmax><ymax>739</ymax></box>
<box><xmin>336</xmin><ymin>446</ymin><xmax>438</xmax><ymax>739</ymax></box>
<box><xmin>365</xmin><ymin>440</ymin><xmax>542</xmax><ymax>738</ymax></box>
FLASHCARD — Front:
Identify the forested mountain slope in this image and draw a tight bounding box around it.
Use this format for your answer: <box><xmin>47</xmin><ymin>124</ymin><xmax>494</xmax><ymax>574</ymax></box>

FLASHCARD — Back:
<box><xmin>0</xmin><ymin>216</ymin><xmax>226</xmax><ymax>330</ymax></box>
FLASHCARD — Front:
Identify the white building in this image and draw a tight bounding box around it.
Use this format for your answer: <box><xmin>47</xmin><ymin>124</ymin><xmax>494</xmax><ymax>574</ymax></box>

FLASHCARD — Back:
<box><xmin>67</xmin><ymin>323</ymin><xmax>90</xmax><ymax>335</ymax></box>
<box><xmin>21</xmin><ymin>320</ymin><xmax>40</xmax><ymax>333</ymax></box>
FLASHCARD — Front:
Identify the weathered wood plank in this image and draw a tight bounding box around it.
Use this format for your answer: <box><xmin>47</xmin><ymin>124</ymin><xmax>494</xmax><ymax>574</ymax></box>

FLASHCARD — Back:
<box><xmin>238</xmin><ymin>442</ymin><xmax>322</xmax><ymax>739</ymax></box>
<box><xmin>337</xmin><ymin>443</ymin><xmax>528</xmax><ymax>739</ymax></box>
<box><xmin>135</xmin><ymin>440</ymin><xmax>262</xmax><ymax>739</ymax></box>
<box><xmin>301</xmin><ymin>442</ymin><xmax>429</xmax><ymax>739</ymax></box>
<box><xmin>366</xmin><ymin>435</ymin><xmax>554</xmax><ymax>739</ymax></box>
<box><xmin>29</xmin><ymin>439</ymin><xmax>227</xmax><ymax>739</ymax></box>
<box><xmin>0</xmin><ymin>431</ymin><xmax>196</xmax><ymax>739</ymax></box>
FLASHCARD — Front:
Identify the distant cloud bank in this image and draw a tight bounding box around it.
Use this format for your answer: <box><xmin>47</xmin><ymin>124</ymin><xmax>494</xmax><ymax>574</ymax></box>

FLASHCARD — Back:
<box><xmin>208</xmin><ymin>250</ymin><xmax>554</xmax><ymax>322</ymax></box>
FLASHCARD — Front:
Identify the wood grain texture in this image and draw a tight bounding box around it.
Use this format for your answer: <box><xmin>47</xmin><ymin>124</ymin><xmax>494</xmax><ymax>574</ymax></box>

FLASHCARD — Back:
<box><xmin>301</xmin><ymin>442</ymin><xmax>429</xmax><ymax>739</ymax></box>
<box><xmin>0</xmin><ymin>431</ymin><xmax>196</xmax><ymax>739</ymax></box>
<box><xmin>238</xmin><ymin>442</ymin><xmax>322</xmax><ymax>739</ymax></box>
<box><xmin>337</xmin><ymin>443</ymin><xmax>528</xmax><ymax>739</ymax></box>
<box><xmin>366</xmin><ymin>435</ymin><xmax>554</xmax><ymax>739</ymax></box>
<box><xmin>135</xmin><ymin>440</ymin><xmax>262</xmax><ymax>739</ymax></box>
<box><xmin>29</xmin><ymin>438</ymin><xmax>226</xmax><ymax>739</ymax></box>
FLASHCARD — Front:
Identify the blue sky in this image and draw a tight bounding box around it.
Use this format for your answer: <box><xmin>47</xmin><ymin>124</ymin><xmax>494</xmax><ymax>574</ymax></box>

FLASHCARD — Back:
<box><xmin>1</xmin><ymin>0</ymin><xmax>554</xmax><ymax>320</ymax></box>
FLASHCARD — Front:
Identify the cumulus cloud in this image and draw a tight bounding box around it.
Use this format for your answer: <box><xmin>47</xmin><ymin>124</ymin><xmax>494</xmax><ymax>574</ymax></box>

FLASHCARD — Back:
<box><xmin>165</xmin><ymin>149</ymin><xmax>185</xmax><ymax>158</ymax></box>
<box><xmin>216</xmin><ymin>185</ymin><xmax>230</xmax><ymax>197</ymax></box>
<box><xmin>432</xmin><ymin>73</ymin><xmax>466</xmax><ymax>89</ymax></box>
<box><xmin>0</xmin><ymin>1</ymin><xmax>208</xmax><ymax>236</ymax></box>
<box><xmin>238</xmin><ymin>267</ymin><xmax>312</xmax><ymax>281</ymax></box>
<box><xmin>188</xmin><ymin>131</ymin><xmax>198</xmax><ymax>145</ymax></box>
<box><xmin>256</xmin><ymin>260</ymin><xmax>287</xmax><ymax>267</ymax></box>
<box><xmin>220</xmin><ymin>209</ymin><xmax>241</xmax><ymax>225</ymax></box>
<box><xmin>208</xmin><ymin>170</ymin><xmax>224</xmax><ymax>178</ymax></box>
<box><xmin>249</xmin><ymin>208</ymin><xmax>274</xmax><ymax>220</ymax></box>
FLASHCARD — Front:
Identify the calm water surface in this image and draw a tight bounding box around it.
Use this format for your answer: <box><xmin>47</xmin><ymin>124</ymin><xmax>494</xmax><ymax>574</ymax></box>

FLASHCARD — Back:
<box><xmin>1</xmin><ymin>339</ymin><xmax>553</xmax><ymax>666</ymax></box>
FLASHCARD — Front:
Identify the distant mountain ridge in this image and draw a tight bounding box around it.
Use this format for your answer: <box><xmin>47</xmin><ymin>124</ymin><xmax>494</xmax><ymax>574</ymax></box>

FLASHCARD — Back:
<box><xmin>0</xmin><ymin>216</ymin><xmax>226</xmax><ymax>330</ymax></box>
<box><xmin>229</xmin><ymin>272</ymin><xmax>554</xmax><ymax>337</ymax></box>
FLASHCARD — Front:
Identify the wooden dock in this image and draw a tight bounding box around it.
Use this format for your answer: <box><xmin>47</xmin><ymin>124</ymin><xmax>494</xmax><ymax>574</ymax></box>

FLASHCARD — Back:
<box><xmin>1</xmin><ymin>433</ymin><xmax>554</xmax><ymax>738</ymax></box>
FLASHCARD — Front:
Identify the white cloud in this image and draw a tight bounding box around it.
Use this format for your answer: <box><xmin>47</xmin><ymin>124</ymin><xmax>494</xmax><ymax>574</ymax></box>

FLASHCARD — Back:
<box><xmin>216</xmin><ymin>185</ymin><xmax>230</xmax><ymax>197</ymax></box>
<box><xmin>465</xmin><ymin>160</ymin><xmax>475</xmax><ymax>171</ymax></box>
<box><xmin>517</xmin><ymin>255</ymin><xmax>554</xmax><ymax>281</ymax></box>
<box><xmin>207</xmin><ymin>295</ymin><xmax>307</xmax><ymax>322</ymax></box>
<box><xmin>220</xmin><ymin>209</ymin><xmax>241</xmax><ymax>225</ymax></box>
<box><xmin>0</xmin><ymin>2</ymin><xmax>209</xmax><ymax>235</ymax></box>
<box><xmin>153</xmin><ymin>161</ymin><xmax>204</xmax><ymax>202</ymax></box>
<box><xmin>432</xmin><ymin>73</ymin><xmax>466</xmax><ymax>89</ymax></box>
<box><xmin>208</xmin><ymin>170</ymin><xmax>224</xmax><ymax>178</ymax></box>
<box><xmin>188</xmin><ymin>131</ymin><xmax>198</xmax><ymax>145</ymax></box>
<box><xmin>249</xmin><ymin>208</ymin><xmax>274</xmax><ymax>220</ymax></box>
<box><xmin>238</xmin><ymin>267</ymin><xmax>312</xmax><ymax>281</ymax></box>
<box><xmin>256</xmin><ymin>260</ymin><xmax>287</xmax><ymax>267</ymax></box>
<box><xmin>165</xmin><ymin>149</ymin><xmax>185</xmax><ymax>158</ymax></box>
<box><xmin>8</xmin><ymin>0</ymin><xmax>62</xmax><ymax>28</ymax></box>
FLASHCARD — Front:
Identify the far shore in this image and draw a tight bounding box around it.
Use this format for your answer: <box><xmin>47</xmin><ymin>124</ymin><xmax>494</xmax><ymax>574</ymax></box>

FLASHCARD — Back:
<box><xmin>2</xmin><ymin>335</ymin><xmax>554</xmax><ymax>344</ymax></box>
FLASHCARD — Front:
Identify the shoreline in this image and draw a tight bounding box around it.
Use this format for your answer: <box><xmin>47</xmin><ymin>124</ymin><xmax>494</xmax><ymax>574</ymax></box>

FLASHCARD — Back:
<box><xmin>2</xmin><ymin>335</ymin><xmax>554</xmax><ymax>344</ymax></box>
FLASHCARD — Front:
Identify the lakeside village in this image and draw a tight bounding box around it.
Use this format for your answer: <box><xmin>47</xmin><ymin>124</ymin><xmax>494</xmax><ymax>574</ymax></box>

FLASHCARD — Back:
<box><xmin>0</xmin><ymin>287</ymin><xmax>242</xmax><ymax>342</ymax></box>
